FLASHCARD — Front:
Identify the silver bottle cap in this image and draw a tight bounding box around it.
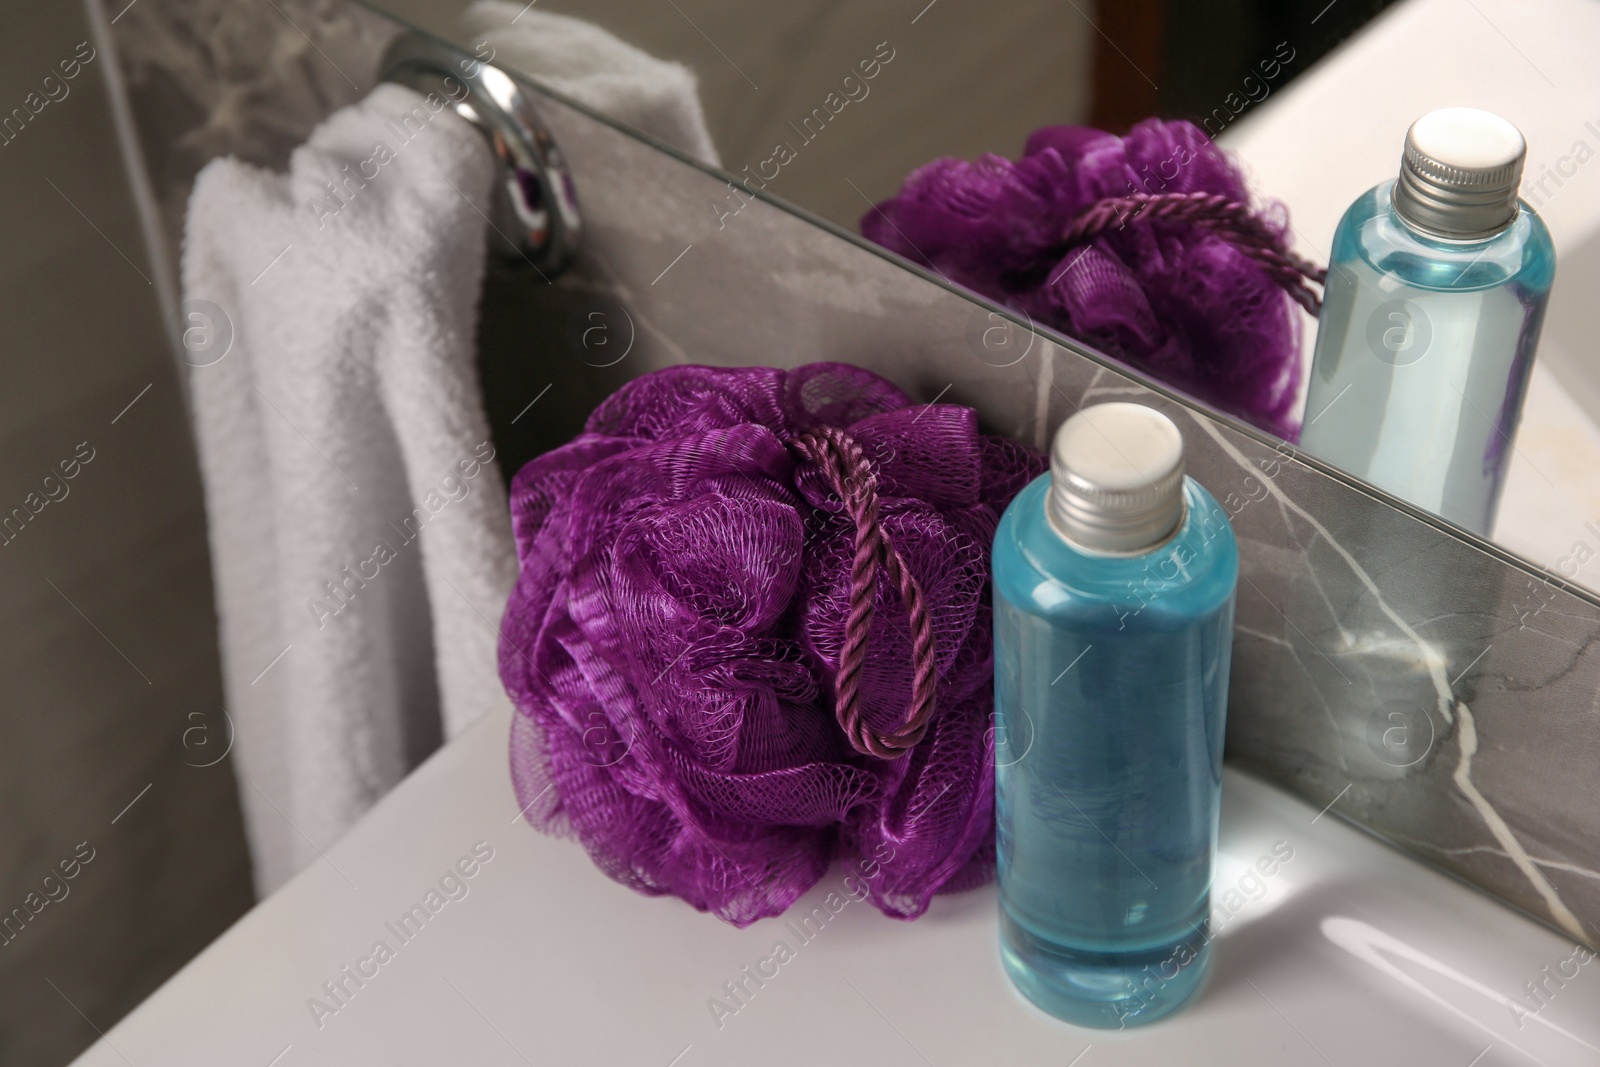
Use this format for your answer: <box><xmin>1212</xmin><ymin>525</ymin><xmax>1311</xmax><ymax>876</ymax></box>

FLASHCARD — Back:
<box><xmin>1048</xmin><ymin>403</ymin><xmax>1186</xmax><ymax>554</ymax></box>
<box><xmin>1392</xmin><ymin>108</ymin><xmax>1526</xmax><ymax>241</ymax></box>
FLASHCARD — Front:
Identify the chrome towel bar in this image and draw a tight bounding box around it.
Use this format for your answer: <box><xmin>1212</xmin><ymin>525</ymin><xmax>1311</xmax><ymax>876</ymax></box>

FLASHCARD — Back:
<box><xmin>382</xmin><ymin>32</ymin><xmax>581</xmax><ymax>276</ymax></box>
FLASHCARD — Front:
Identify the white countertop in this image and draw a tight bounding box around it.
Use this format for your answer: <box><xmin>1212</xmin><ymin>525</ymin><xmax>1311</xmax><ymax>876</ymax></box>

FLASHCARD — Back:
<box><xmin>1221</xmin><ymin>0</ymin><xmax>1600</xmax><ymax>572</ymax></box>
<box><xmin>71</xmin><ymin>702</ymin><xmax>1600</xmax><ymax>1066</ymax></box>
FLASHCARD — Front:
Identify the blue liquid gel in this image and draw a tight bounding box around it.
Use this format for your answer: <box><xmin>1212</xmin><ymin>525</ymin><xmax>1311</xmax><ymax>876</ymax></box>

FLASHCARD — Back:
<box><xmin>993</xmin><ymin>474</ymin><xmax>1237</xmax><ymax>1028</ymax></box>
<box><xmin>1300</xmin><ymin>180</ymin><xmax>1554</xmax><ymax>535</ymax></box>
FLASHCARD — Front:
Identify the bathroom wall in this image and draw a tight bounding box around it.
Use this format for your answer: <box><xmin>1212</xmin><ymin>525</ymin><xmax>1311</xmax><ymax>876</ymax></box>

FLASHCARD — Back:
<box><xmin>0</xmin><ymin>2</ymin><xmax>253</xmax><ymax>1064</ymax></box>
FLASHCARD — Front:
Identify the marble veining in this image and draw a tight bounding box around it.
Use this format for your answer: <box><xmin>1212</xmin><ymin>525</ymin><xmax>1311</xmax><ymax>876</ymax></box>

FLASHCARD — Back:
<box><xmin>1191</xmin><ymin>412</ymin><xmax>1586</xmax><ymax>941</ymax></box>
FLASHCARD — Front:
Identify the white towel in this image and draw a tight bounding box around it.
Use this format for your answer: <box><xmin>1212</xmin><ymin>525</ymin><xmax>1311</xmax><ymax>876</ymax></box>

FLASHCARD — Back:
<box><xmin>186</xmin><ymin>21</ymin><xmax>719</xmax><ymax>895</ymax></box>
<box><xmin>460</xmin><ymin>1</ymin><xmax>722</xmax><ymax>167</ymax></box>
<box><xmin>184</xmin><ymin>84</ymin><xmax>514</xmax><ymax>895</ymax></box>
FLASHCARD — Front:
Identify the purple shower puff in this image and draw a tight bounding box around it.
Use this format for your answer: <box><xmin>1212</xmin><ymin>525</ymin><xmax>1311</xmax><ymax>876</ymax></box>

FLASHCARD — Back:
<box><xmin>500</xmin><ymin>363</ymin><xmax>1045</xmax><ymax>926</ymax></box>
<box><xmin>861</xmin><ymin>118</ymin><xmax>1304</xmax><ymax>440</ymax></box>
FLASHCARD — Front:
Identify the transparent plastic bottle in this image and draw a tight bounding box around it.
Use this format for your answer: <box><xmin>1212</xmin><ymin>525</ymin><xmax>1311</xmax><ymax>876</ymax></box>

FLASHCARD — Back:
<box><xmin>1299</xmin><ymin>108</ymin><xmax>1555</xmax><ymax>536</ymax></box>
<box><xmin>993</xmin><ymin>403</ymin><xmax>1237</xmax><ymax>1028</ymax></box>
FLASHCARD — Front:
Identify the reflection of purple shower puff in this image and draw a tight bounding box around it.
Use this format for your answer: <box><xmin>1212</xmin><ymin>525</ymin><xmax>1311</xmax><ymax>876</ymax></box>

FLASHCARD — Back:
<box><xmin>861</xmin><ymin>119</ymin><xmax>1305</xmax><ymax>441</ymax></box>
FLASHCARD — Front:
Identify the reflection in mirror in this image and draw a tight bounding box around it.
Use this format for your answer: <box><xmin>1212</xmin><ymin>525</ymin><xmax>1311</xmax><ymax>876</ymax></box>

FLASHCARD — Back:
<box><xmin>377</xmin><ymin>0</ymin><xmax>1597</xmax><ymax>594</ymax></box>
<box><xmin>1226</xmin><ymin>34</ymin><xmax>1600</xmax><ymax>597</ymax></box>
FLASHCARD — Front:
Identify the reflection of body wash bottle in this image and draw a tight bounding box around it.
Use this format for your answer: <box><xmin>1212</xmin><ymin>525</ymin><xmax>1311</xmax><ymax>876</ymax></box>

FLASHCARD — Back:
<box><xmin>992</xmin><ymin>403</ymin><xmax>1237</xmax><ymax>1028</ymax></box>
<box><xmin>1300</xmin><ymin>108</ymin><xmax>1554</xmax><ymax>536</ymax></box>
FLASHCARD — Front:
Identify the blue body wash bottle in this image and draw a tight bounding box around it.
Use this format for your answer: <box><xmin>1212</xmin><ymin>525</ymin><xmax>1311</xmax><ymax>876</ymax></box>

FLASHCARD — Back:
<box><xmin>1299</xmin><ymin>108</ymin><xmax>1554</xmax><ymax>536</ymax></box>
<box><xmin>993</xmin><ymin>402</ymin><xmax>1237</xmax><ymax>1028</ymax></box>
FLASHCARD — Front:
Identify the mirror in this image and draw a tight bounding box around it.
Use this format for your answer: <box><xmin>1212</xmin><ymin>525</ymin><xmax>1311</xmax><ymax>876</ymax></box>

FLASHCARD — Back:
<box><xmin>369</xmin><ymin>0</ymin><xmax>1600</xmax><ymax>600</ymax></box>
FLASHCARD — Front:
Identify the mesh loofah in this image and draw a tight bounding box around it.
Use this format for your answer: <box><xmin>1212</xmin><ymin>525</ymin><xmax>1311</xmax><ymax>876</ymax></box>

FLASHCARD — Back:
<box><xmin>860</xmin><ymin>119</ymin><xmax>1312</xmax><ymax>440</ymax></box>
<box><xmin>501</xmin><ymin>363</ymin><xmax>1045</xmax><ymax>925</ymax></box>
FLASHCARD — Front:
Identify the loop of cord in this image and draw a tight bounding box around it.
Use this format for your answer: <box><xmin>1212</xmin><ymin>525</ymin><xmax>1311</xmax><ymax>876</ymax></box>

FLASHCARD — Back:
<box><xmin>789</xmin><ymin>426</ymin><xmax>938</xmax><ymax>760</ymax></box>
<box><xmin>1059</xmin><ymin>191</ymin><xmax>1328</xmax><ymax>316</ymax></box>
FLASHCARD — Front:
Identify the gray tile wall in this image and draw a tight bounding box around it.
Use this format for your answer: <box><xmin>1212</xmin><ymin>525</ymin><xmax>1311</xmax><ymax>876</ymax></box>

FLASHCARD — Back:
<box><xmin>0</xmin><ymin>3</ymin><xmax>253</xmax><ymax>1064</ymax></box>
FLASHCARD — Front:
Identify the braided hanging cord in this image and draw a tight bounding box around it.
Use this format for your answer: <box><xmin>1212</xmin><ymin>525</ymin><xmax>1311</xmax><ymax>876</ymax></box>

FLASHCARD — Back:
<box><xmin>1059</xmin><ymin>191</ymin><xmax>1328</xmax><ymax>316</ymax></box>
<box><xmin>789</xmin><ymin>426</ymin><xmax>938</xmax><ymax>760</ymax></box>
